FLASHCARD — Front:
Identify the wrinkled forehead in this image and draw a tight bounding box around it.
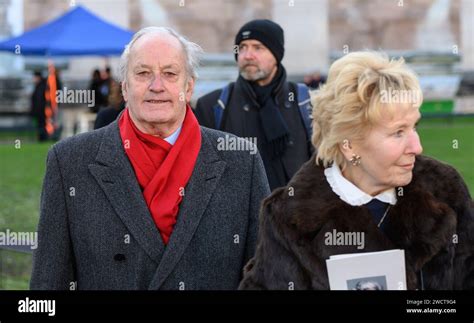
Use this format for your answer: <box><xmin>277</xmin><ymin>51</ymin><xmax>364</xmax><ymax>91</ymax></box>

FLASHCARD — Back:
<box><xmin>368</xmin><ymin>86</ymin><xmax>423</xmax><ymax>124</ymax></box>
<box><xmin>374</xmin><ymin>102</ymin><xmax>421</xmax><ymax>127</ymax></box>
<box><xmin>128</xmin><ymin>32</ymin><xmax>185</xmax><ymax>68</ymax></box>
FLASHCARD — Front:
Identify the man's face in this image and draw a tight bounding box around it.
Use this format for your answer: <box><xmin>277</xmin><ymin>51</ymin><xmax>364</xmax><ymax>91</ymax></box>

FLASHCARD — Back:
<box><xmin>237</xmin><ymin>39</ymin><xmax>278</xmax><ymax>84</ymax></box>
<box><xmin>122</xmin><ymin>32</ymin><xmax>194</xmax><ymax>137</ymax></box>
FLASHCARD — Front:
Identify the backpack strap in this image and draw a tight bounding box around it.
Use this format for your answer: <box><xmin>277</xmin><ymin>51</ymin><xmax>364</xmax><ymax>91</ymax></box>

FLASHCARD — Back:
<box><xmin>213</xmin><ymin>82</ymin><xmax>311</xmax><ymax>135</ymax></box>
<box><xmin>213</xmin><ymin>83</ymin><xmax>234</xmax><ymax>129</ymax></box>
<box><xmin>296</xmin><ymin>82</ymin><xmax>313</xmax><ymax>138</ymax></box>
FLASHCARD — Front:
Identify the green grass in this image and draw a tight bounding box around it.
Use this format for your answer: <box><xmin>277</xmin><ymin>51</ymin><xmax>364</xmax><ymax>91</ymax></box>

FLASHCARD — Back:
<box><xmin>0</xmin><ymin>250</ymin><xmax>32</xmax><ymax>290</ymax></box>
<box><xmin>0</xmin><ymin>142</ymin><xmax>51</xmax><ymax>290</ymax></box>
<box><xmin>0</xmin><ymin>116</ymin><xmax>473</xmax><ymax>290</ymax></box>
<box><xmin>0</xmin><ymin>142</ymin><xmax>51</xmax><ymax>232</ymax></box>
<box><xmin>417</xmin><ymin>116</ymin><xmax>474</xmax><ymax>195</ymax></box>
<box><xmin>0</xmin><ymin>130</ymin><xmax>36</xmax><ymax>143</ymax></box>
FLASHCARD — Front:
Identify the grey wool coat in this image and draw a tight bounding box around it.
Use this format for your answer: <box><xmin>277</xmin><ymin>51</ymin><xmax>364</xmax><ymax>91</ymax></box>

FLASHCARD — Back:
<box><xmin>30</xmin><ymin>121</ymin><xmax>270</xmax><ymax>290</ymax></box>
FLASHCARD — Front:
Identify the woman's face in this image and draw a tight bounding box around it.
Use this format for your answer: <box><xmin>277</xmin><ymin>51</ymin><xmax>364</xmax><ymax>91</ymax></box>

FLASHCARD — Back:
<box><xmin>342</xmin><ymin>105</ymin><xmax>423</xmax><ymax>196</ymax></box>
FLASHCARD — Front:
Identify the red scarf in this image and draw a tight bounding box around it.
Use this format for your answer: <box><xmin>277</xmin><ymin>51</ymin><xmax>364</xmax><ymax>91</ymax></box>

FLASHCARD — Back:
<box><xmin>119</xmin><ymin>105</ymin><xmax>201</xmax><ymax>244</ymax></box>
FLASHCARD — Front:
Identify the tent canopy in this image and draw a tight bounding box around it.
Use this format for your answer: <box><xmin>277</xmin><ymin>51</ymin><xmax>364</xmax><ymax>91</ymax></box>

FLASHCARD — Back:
<box><xmin>0</xmin><ymin>5</ymin><xmax>133</xmax><ymax>56</ymax></box>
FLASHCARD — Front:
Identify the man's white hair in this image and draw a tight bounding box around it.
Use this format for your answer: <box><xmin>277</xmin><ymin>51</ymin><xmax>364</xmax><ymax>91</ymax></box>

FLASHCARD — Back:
<box><xmin>119</xmin><ymin>26</ymin><xmax>203</xmax><ymax>82</ymax></box>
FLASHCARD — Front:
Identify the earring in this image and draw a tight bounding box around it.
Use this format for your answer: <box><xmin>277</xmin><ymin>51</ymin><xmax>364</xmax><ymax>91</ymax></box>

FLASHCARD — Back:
<box><xmin>350</xmin><ymin>154</ymin><xmax>361</xmax><ymax>166</ymax></box>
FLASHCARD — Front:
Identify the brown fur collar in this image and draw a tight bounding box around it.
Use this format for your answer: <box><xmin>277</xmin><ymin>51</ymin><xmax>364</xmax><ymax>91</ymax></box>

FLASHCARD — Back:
<box><xmin>263</xmin><ymin>155</ymin><xmax>463</xmax><ymax>289</ymax></box>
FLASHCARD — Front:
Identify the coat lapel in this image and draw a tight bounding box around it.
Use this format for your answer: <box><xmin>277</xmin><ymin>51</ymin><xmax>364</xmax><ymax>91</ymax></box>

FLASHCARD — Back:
<box><xmin>88</xmin><ymin>121</ymin><xmax>165</xmax><ymax>264</ymax></box>
<box><xmin>147</xmin><ymin>128</ymin><xmax>227</xmax><ymax>290</ymax></box>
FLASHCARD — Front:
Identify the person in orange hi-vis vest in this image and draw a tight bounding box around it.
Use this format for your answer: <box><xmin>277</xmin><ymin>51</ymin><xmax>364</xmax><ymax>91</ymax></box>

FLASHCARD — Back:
<box><xmin>44</xmin><ymin>62</ymin><xmax>58</xmax><ymax>139</ymax></box>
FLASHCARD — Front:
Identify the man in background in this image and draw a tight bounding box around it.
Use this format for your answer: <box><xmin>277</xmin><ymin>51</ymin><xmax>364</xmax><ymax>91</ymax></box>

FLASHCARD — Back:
<box><xmin>195</xmin><ymin>19</ymin><xmax>313</xmax><ymax>191</ymax></box>
<box><xmin>30</xmin><ymin>71</ymin><xmax>47</xmax><ymax>141</ymax></box>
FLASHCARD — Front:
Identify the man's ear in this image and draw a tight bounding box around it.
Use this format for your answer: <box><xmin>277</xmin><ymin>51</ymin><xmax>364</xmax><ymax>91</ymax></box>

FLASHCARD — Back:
<box><xmin>185</xmin><ymin>77</ymin><xmax>195</xmax><ymax>103</ymax></box>
<box><xmin>121</xmin><ymin>81</ymin><xmax>128</xmax><ymax>102</ymax></box>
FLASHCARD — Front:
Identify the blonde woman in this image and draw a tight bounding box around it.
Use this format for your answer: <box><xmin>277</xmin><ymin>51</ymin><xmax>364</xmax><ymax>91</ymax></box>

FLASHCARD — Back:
<box><xmin>239</xmin><ymin>51</ymin><xmax>474</xmax><ymax>290</ymax></box>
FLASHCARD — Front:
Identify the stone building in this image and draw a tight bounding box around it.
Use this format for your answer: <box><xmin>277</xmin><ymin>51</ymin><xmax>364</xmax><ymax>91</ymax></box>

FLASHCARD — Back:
<box><xmin>2</xmin><ymin>0</ymin><xmax>472</xmax><ymax>76</ymax></box>
<box><xmin>0</xmin><ymin>0</ymin><xmax>472</xmax><ymax>120</ymax></box>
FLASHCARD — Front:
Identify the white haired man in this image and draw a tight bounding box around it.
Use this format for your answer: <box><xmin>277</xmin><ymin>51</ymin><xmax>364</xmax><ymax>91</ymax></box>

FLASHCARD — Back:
<box><xmin>30</xmin><ymin>27</ymin><xmax>270</xmax><ymax>290</ymax></box>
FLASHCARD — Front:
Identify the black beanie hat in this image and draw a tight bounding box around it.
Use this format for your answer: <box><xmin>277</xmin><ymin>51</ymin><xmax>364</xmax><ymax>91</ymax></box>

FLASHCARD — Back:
<box><xmin>234</xmin><ymin>19</ymin><xmax>284</xmax><ymax>63</ymax></box>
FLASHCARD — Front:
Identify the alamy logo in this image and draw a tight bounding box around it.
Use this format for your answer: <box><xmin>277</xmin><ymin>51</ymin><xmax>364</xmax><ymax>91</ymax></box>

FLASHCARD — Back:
<box><xmin>324</xmin><ymin>229</ymin><xmax>365</xmax><ymax>250</ymax></box>
<box><xmin>56</xmin><ymin>87</ymin><xmax>95</xmax><ymax>107</ymax></box>
<box><xmin>18</xmin><ymin>297</ymin><xmax>56</xmax><ymax>317</ymax></box>
<box><xmin>217</xmin><ymin>134</ymin><xmax>257</xmax><ymax>155</ymax></box>
<box><xmin>380</xmin><ymin>88</ymin><xmax>421</xmax><ymax>105</ymax></box>
<box><xmin>0</xmin><ymin>229</ymin><xmax>37</xmax><ymax>250</ymax></box>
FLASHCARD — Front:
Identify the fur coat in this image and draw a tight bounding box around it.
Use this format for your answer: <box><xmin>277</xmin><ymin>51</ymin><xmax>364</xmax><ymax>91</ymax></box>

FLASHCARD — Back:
<box><xmin>239</xmin><ymin>155</ymin><xmax>474</xmax><ymax>290</ymax></box>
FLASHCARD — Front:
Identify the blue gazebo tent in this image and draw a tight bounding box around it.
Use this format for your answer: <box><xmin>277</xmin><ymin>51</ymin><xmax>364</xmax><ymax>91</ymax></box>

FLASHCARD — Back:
<box><xmin>0</xmin><ymin>5</ymin><xmax>133</xmax><ymax>56</ymax></box>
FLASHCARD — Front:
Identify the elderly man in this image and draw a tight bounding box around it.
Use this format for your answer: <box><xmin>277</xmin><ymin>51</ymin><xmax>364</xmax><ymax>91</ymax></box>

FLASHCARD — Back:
<box><xmin>30</xmin><ymin>27</ymin><xmax>270</xmax><ymax>290</ymax></box>
<box><xmin>195</xmin><ymin>19</ymin><xmax>313</xmax><ymax>191</ymax></box>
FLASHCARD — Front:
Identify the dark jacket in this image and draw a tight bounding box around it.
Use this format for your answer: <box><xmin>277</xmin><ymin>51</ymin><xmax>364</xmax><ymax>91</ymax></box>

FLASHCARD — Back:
<box><xmin>94</xmin><ymin>104</ymin><xmax>125</xmax><ymax>130</ymax></box>
<box><xmin>88</xmin><ymin>78</ymin><xmax>105</xmax><ymax>113</ymax></box>
<box><xmin>194</xmin><ymin>73</ymin><xmax>312</xmax><ymax>191</ymax></box>
<box><xmin>239</xmin><ymin>155</ymin><xmax>474</xmax><ymax>290</ymax></box>
<box><xmin>30</xmin><ymin>78</ymin><xmax>47</xmax><ymax>124</ymax></box>
<box><xmin>30</xmin><ymin>120</ymin><xmax>270</xmax><ymax>290</ymax></box>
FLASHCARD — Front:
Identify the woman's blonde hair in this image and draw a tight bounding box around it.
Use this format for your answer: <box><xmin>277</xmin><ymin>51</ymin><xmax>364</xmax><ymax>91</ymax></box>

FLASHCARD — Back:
<box><xmin>311</xmin><ymin>51</ymin><xmax>423</xmax><ymax>169</ymax></box>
